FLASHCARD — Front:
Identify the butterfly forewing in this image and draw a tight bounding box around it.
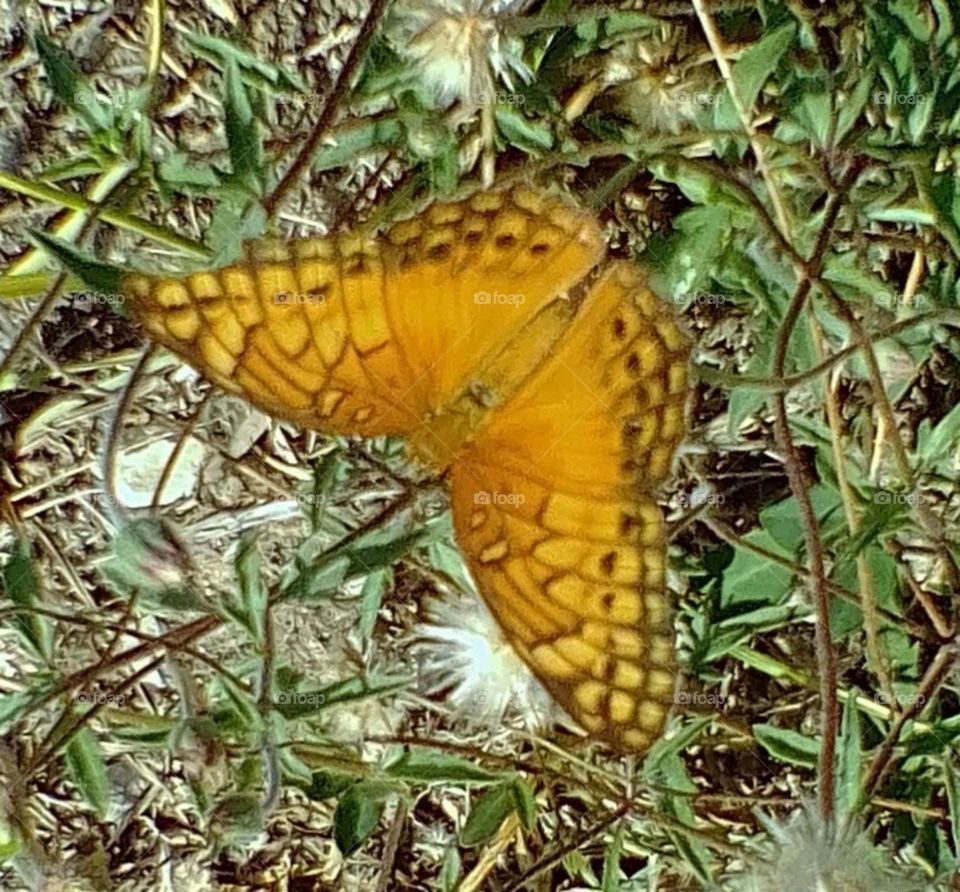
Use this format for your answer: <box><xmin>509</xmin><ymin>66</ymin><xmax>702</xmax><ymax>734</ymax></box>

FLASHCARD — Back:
<box><xmin>125</xmin><ymin>185</ymin><xmax>602</xmax><ymax>443</ymax></box>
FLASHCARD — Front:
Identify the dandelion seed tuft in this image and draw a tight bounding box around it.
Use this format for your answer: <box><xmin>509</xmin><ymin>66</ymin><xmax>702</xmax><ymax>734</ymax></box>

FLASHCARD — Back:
<box><xmin>736</xmin><ymin>802</ymin><xmax>924</xmax><ymax>892</ymax></box>
<box><xmin>413</xmin><ymin>590</ymin><xmax>557</xmax><ymax>732</ymax></box>
<box><xmin>387</xmin><ymin>0</ymin><xmax>532</xmax><ymax>110</ymax></box>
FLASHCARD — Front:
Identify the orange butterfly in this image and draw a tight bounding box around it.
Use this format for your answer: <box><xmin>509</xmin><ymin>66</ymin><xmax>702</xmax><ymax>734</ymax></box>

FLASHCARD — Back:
<box><xmin>124</xmin><ymin>185</ymin><xmax>689</xmax><ymax>752</ymax></box>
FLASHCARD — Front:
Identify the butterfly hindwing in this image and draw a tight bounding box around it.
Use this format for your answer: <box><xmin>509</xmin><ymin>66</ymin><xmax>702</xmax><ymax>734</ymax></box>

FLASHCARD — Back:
<box><xmin>449</xmin><ymin>263</ymin><xmax>688</xmax><ymax>750</ymax></box>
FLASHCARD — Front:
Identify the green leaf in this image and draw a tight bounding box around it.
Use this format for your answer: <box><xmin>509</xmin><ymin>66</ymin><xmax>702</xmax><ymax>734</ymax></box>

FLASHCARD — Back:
<box><xmin>210</xmin><ymin>792</ymin><xmax>264</xmax><ymax>846</ymax></box>
<box><xmin>0</xmin><ymin>691</ymin><xmax>40</xmax><ymax>735</ymax></box>
<box><xmin>223</xmin><ymin>58</ymin><xmax>262</xmax><ymax>181</ymax></box>
<box><xmin>312</xmin><ymin>117</ymin><xmax>402</xmax><ymax>172</ymax></box>
<box><xmin>157</xmin><ymin>153</ymin><xmax>221</xmax><ymax>193</ymax></box>
<box><xmin>943</xmin><ymin>759</ymin><xmax>960</xmax><ymax>856</ymax></box>
<box><xmin>29</xmin><ymin>231</ymin><xmax>125</xmax><ymax>297</ymax></box>
<box><xmin>184</xmin><ymin>31</ymin><xmax>305</xmax><ymax>92</ymax></box>
<box><xmin>644</xmin><ymin>716</ymin><xmax>714</xmax><ymax>779</ymax></box>
<box><xmin>647</xmin><ymin>205</ymin><xmax>731</xmax><ymax>299</ymax></box>
<box><xmin>836</xmin><ymin>689</ymin><xmax>863</xmax><ymax>820</ymax></box>
<box><xmin>224</xmin><ymin>536</ymin><xmax>267</xmax><ymax>643</ymax></box>
<box><xmin>917</xmin><ymin>401</ymin><xmax>960</xmax><ymax>467</ymax></box>
<box><xmin>460</xmin><ymin>784</ymin><xmax>515</xmax><ymax>847</ymax></box>
<box><xmin>823</xmin><ymin>251</ymin><xmax>899</xmax><ymax>308</ymax></box>
<box><xmin>509</xmin><ymin>778</ymin><xmax>537</xmax><ymax>832</ymax></box>
<box><xmin>65</xmin><ymin>728</ymin><xmax>111</xmax><ymax>818</ymax></box>
<box><xmin>33</xmin><ymin>31</ymin><xmax>82</xmax><ymax>105</ymax></box>
<box><xmin>601</xmin><ymin>823</ymin><xmax>624</xmax><ymax>892</ymax></box>
<box><xmin>836</xmin><ymin>74</ymin><xmax>875</xmax><ymax>142</ymax></box>
<box><xmin>1</xmin><ymin>539</ymin><xmax>51</xmax><ymax>661</ymax></box>
<box><xmin>720</xmin><ymin>530</ymin><xmax>795</xmax><ymax>608</ymax></box>
<box><xmin>304</xmin><ymin>770</ymin><xmax>356</xmax><ymax>800</ymax></box>
<box><xmin>662</xmin><ymin>794</ymin><xmax>714</xmax><ymax>883</ymax></box>
<box><xmin>714</xmin><ymin>23</ymin><xmax>796</xmax><ymax>129</ymax></box>
<box><xmin>427</xmin><ymin>144</ymin><xmax>460</xmax><ymax>196</ymax></box>
<box><xmin>334</xmin><ymin>782</ymin><xmax>387</xmax><ymax>855</ymax></box>
<box><xmin>494</xmin><ymin>105</ymin><xmax>554</xmax><ymax>152</ymax></box>
<box><xmin>33</xmin><ymin>31</ymin><xmax>109</xmax><ymax>131</ymax></box>
<box><xmin>604</xmin><ymin>11</ymin><xmax>658</xmax><ymax>38</ymax></box>
<box><xmin>753</xmin><ymin>723</ymin><xmax>820</xmax><ymax>768</ymax></box>
<box><xmin>760</xmin><ymin>486</ymin><xmax>843</xmax><ymax>553</ymax></box>
<box><xmin>100</xmin><ymin>518</ymin><xmax>194</xmax><ymax>606</ymax></box>
<box><xmin>439</xmin><ymin>846</ymin><xmax>461</xmax><ymax>892</ymax></box>
<box><xmin>385</xmin><ymin>749</ymin><xmax>507</xmax><ymax>785</ymax></box>
<box><xmin>359</xmin><ymin>568</ymin><xmax>390</xmax><ymax>641</ymax></box>
<box><xmin>440</xmin><ymin>846</ymin><xmax>461</xmax><ymax>891</ymax></box>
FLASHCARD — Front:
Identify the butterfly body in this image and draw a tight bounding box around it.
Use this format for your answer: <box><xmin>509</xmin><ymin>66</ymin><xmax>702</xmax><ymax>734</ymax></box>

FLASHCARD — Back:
<box><xmin>124</xmin><ymin>185</ymin><xmax>688</xmax><ymax>751</ymax></box>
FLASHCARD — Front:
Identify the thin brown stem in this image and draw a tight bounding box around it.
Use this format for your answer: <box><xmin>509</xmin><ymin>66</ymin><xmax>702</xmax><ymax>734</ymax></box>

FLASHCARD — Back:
<box><xmin>767</xmin><ymin>166</ymin><xmax>860</xmax><ymax>829</ymax></box>
<box><xmin>263</xmin><ymin>0</ymin><xmax>392</xmax><ymax>218</ymax></box>
<box><xmin>856</xmin><ymin>645</ymin><xmax>956</xmax><ymax>817</ymax></box>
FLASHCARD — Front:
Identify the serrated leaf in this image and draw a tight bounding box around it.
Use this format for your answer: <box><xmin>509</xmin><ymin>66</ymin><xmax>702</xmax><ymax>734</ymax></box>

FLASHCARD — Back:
<box><xmin>33</xmin><ymin>31</ymin><xmax>109</xmax><ymax>131</ymax></box>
